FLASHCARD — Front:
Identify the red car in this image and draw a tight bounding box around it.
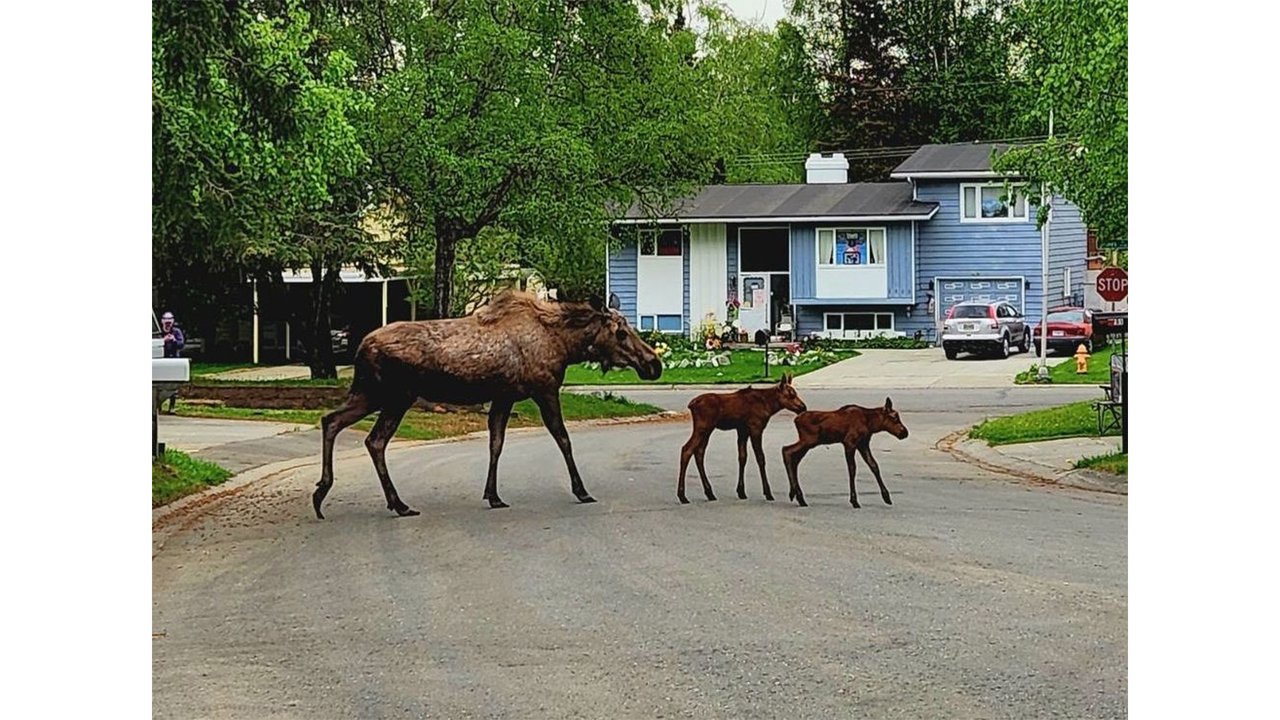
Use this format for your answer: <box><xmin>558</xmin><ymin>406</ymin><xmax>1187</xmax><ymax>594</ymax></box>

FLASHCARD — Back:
<box><xmin>1032</xmin><ymin>306</ymin><xmax>1097</xmax><ymax>356</ymax></box>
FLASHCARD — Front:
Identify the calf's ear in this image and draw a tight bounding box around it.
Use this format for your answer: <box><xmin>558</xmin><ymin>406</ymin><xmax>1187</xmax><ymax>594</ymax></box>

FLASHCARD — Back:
<box><xmin>884</xmin><ymin>397</ymin><xmax>893</xmax><ymax>410</ymax></box>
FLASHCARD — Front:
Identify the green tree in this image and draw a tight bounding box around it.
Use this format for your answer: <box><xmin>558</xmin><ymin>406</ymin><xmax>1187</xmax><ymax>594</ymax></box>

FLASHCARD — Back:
<box><xmin>348</xmin><ymin>0</ymin><xmax>717</xmax><ymax>318</ymax></box>
<box><xmin>992</xmin><ymin>0</ymin><xmax>1127</xmax><ymax>248</ymax></box>
<box><xmin>153</xmin><ymin>0</ymin><xmax>391</xmax><ymax>377</ymax></box>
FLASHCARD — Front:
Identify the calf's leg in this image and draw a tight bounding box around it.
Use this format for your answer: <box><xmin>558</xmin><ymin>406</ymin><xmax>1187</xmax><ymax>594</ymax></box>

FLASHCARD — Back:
<box><xmin>750</xmin><ymin>432</ymin><xmax>774</xmax><ymax>501</ymax></box>
<box><xmin>781</xmin><ymin>440</ymin><xmax>812</xmax><ymax>507</ymax></box>
<box><xmin>843</xmin><ymin>442</ymin><xmax>861</xmax><ymax>508</ymax></box>
<box><xmin>677</xmin><ymin>427</ymin><xmax>709</xmax><ymax>504</ymax></box>
<box><xmin>693</xmin><ymin>438</ymin><xmax>716</xmax><ymax>501</ymax></box>
<box><xmin>858</xmin><ymin>441</ymin><xmax>893</xmax><ymax>505</ymax></box>
<box><xmin>735</xmin><ymin>428</ymin><xmax>749</xmax><ymax>499</ymax></box>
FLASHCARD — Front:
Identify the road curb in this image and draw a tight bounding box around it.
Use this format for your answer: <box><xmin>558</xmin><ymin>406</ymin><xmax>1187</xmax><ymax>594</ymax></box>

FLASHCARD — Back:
<box><xmin>937</xmin><ymin>431</ymin><xmax>1127</xmax><ymax>496</ymax></box>
<box><xmin>152</xmin><ymin>410</ymin><xmax>685</xmax><ymax>554</ymax></box>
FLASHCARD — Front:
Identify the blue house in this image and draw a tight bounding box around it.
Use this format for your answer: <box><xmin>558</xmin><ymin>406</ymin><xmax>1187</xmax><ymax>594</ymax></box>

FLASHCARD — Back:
<box><xmin>606</xmin><ymin>142</ymin><xmax>1087</xmax><ymax>344</ymax></box>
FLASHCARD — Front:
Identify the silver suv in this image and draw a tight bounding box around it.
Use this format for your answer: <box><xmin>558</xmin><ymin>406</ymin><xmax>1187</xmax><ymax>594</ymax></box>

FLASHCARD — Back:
<box><xmin>941</xmin><ymin>301</ymin><xmax>1030</xmax><ymax>359</ymax></box>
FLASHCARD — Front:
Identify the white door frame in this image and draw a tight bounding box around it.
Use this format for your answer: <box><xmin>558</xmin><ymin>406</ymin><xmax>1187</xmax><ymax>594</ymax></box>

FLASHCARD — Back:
<box><xmin>736</xmin><ymin>226</ymin><xmax>791</xmax><ymax>336</ymax></box>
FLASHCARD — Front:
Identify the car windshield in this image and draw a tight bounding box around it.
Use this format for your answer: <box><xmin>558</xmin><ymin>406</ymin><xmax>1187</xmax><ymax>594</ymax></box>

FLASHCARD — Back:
<box><xmin>951</xmin><ymin>305</ymin><xmax>991</xmax><ymax>319</ymax></box>
<box><xmin>1047</xmin><ymin>310</ymin><xmax>1084</xmax><ymax>323</ymax></box>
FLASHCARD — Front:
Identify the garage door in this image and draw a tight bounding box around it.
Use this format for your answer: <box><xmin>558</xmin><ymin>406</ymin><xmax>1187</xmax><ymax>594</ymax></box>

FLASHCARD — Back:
<box><xmin>934</xmin><ymin>276</ymin><xmax>1024</xmax><ymax>321</ymax></box>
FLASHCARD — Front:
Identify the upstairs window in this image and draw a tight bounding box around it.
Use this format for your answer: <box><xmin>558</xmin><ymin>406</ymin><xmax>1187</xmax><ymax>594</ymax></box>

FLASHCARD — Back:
<box><xmin>640</xmin><ymin>228</ymin><xmax>683</xmax><ymax>256</ymax></box>
<box><xmin>817</xmin><ymin>228</ymin><xmax>886</xmax><ymax>266</ymax></box>
<box><xmin>961</xmin><ymin>183</ymin><xmax>1029</xmax><ymax>222</ymax></box>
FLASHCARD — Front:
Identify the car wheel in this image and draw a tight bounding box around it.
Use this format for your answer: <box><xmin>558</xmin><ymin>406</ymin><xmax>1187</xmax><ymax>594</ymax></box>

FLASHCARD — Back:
<box><xmin>998</xmin><ymin>336</ymin><xmax>1010</xmax><ymax>359</ymax></box>
<box><xmin>944</xmin><ymin>344</ymin><xmax>958</xmax><ymax>360</ymax></box>
<box><xmin>1017</xmin><ymin>329</ymin><xmax>1030</xmax><ymax>353</ymax></box>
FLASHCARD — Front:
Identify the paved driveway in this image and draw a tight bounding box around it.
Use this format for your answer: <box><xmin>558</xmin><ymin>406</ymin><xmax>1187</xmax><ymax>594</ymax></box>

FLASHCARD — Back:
<box><xmin>795</xmin><ymin>348</ymin><xmax>1042</xmax><ymax>389</ymax></box>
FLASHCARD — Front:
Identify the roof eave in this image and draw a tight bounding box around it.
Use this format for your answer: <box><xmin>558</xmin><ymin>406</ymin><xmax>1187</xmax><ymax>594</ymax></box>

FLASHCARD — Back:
<box><xmin>614</xmin><ymin>210</ymin><xmax>938</xmax><ymax>224</ymax></box>
<box><xmin>888</xmin><ymin>170</ymin><xmax>1021</xmax><ymax>180</ymax></box>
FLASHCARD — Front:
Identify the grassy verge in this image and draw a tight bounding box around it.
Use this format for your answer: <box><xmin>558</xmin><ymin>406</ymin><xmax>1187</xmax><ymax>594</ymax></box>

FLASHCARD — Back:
<box><xmin>153</xmin><ymin>450</ymin><xmax>233</xmax><ymax>507</ymax></box>
<box><xmin>1015</xmin><ymin>344</ymin><xmax>1124</xmax><ymax>385</ymax></box>
<box><xmin>969</xmin><ymin>400</ymin><xmax>1115</xmax><ymax>445</ymax></box>
<box><xmin>191</xmin><ymin>362</ymin><xmax>260</xmax><ymax>377</ymax></box>
<box><xmin>1075</xmin><ymin>452</ymin><xmax>1127</xmax><ymax>475</ymax></box>
<box><xmin>172</xmin><ymin>391</ymin><xmax>664</xmax><ymax>441</ymax></box>
<box><xmin>564</xmin><ymin>351</ymin><xmax>856</xmax><ymax>385</ymax></box>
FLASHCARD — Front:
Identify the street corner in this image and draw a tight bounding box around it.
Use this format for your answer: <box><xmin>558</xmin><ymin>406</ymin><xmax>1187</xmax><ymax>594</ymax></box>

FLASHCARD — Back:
<box><xmin>942</xmin><ymin>431</ymin><xmax>1127</xmax><ymax>495</ymax></box>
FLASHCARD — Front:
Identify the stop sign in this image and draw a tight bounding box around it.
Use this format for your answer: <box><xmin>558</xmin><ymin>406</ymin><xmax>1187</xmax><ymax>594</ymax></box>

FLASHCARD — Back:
<box><xmin>1096</xmin><ymin>267</ymin><xmax>1128</xmax><ymax>302</ymax></box>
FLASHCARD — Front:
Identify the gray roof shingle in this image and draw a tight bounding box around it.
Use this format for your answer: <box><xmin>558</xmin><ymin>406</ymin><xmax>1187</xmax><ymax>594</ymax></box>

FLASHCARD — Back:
<box><xmin>890</xmin><ymin>142</ymin><xmax>1022</xmax><ymax>177</ymax></box>
<box><xmin>620</xmin><ymin>182</ymin><xmax>937</xmax><ymax>222</ymax></box>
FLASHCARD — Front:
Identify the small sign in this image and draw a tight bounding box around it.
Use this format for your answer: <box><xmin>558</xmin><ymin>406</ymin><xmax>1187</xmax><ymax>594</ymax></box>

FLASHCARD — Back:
<box><xmin>752</xmin><ymin>289</ymin><xmax>765</xmax><ymax>307</ymax></box>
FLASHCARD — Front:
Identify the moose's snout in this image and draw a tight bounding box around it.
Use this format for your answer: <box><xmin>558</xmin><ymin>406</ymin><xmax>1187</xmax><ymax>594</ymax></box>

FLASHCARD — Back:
<box><xmin>895</xmin><ymin>426</ymin><xmax>909</xmax><ymax>439</ymax></box>
<box><xmin>638</xmin><ymin>357</ymin><xmax>663</xmax><ymax>380</ymax></box>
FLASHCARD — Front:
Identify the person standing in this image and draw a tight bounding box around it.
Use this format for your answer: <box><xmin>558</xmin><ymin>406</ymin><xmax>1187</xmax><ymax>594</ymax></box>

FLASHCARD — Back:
<box><xmin>159</xmin><ymin>312</ymin><xmax>185</xmax><ymax>413</ymax></box>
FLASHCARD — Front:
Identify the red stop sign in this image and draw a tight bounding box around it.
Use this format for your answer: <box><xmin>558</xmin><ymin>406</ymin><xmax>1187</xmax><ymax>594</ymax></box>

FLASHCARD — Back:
<box><xmin>1097</xmin><ymin>267</ymin><xmax>1128</xmax><ymax>302</ymax></box>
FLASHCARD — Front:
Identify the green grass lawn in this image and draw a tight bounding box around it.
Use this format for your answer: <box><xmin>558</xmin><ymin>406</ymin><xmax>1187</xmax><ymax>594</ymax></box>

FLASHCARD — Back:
<box><xmin>564</xmin><ymin>350</ymin><xmax>856</xmax><ymax>385</ymax></box>
<box><xmin>152</xmin><ymin>450</ymin><xmax>233</xmax><ymax>507</ymax></box>
<box><xmin>1076</xmin><ymin>452</ymin><xmax>1127</xmax><ymax>475</ymax></box>
<box><xmin>173</xmin><ymin>391</ymin><xmax>663</xmax><ymax>441</ymax></box>
<box><xmin>1016</xmin><ymin>343</ymin><xmax>1125</xmax><ymax>385</ymax></box>
<box><xmin>191</xmin><ymin>362</ymin><xmax>260</xmax><ymax>377</ymax></box>
<box><xmin>969</xmin><ymin>400</ymin><xmax>1117</xmax><ymax>445</ymax></box>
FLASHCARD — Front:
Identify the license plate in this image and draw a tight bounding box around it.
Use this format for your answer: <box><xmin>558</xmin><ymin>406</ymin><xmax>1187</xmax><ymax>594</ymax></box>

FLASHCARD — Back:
<box><xmin>961</xmin><ymin>323</ymin><xmax>976</xmax><ymax>331</ymax></box>
<box><xmin>1051</xmin><ymin>330</ymin><xmax>1064</xmax><ymax>337</ymax></box>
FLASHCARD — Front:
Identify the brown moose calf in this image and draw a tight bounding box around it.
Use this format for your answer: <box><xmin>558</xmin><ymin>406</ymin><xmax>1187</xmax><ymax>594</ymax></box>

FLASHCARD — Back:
<box><xmin>781</xmin><ymin>398</ymin><xmax>909</xmax><ymax>508</ymax></box>
<box><xmin>677</xmin><ymin>374</ymin><xmax>808</xmax><ymax>504</ymax></box>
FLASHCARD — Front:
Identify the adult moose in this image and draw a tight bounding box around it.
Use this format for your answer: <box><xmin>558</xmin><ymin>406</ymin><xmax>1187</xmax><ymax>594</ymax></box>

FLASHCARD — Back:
<box><xmin>313</xmin><ymin>291</ymin><xmax>663</xmax><ymax>519</ymax></box>
<box><xmin>677</xmin><ymin>374</ymin><xmax>808</xmax><ymax>504</ymax></box>
<box><xmin>781</xmin><ymin>398</ymin><xmax>909</xmax><ymax>508</ymax></box>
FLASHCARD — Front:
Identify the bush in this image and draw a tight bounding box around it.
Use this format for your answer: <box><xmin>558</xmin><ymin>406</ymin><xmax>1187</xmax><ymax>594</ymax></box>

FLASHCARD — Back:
<box><xmin>801</xmin><ymin>335</ymin><xmax>930</xmax><ymax>351</ymax></box>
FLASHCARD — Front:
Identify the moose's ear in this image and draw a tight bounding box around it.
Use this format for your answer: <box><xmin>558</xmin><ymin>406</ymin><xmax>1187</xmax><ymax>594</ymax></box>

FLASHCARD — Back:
<box><xmin>884</xmin><ymin>397</ymin><xmax>893</xmax><ymax>410</ymax></box>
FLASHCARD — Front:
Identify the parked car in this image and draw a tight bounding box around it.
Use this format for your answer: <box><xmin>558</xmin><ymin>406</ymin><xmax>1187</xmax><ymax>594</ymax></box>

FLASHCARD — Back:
<box><xmin>940</xmin><ymin>301</ymin><xmax>1030</xmax><ymax>359</ymax></box>
<box><xmin>1032</xmin><ymin>306</ymin><xmax>1097</xmax><ymax>356</ymax></box>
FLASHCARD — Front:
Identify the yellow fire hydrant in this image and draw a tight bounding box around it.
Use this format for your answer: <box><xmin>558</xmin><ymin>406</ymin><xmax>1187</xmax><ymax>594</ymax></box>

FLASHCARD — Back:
<box><xmin>1074</xmin><ymin>343</ymin><xmax>1090</xmax><ymax>374</ymax></box>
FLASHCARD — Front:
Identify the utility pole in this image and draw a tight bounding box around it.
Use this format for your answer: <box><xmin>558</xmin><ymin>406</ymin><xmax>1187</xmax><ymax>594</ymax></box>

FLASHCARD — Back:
<box><xmin>1036</xmin><ymin>106</ymin><xmax>1053</xmax><ymax>380</ymax></box>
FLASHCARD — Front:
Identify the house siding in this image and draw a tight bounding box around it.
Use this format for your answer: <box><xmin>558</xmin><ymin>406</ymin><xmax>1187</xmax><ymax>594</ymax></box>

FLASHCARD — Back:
<box><xmin>682</xmin><ymin>234</ymin><xmax>691</xmax><ymax>334</ymax></box>
<box><xmin>608</xmin><ymin>236</ymin><xmax>638</xmax><ymax>325</ymax></box>
<box><xmin>899</xmin><ymin>180</ymin><xmax>1044</xmax><ymax>340</ymax></box>
<box><xmin>1047</xmin><ymin>196</ymin><xmax>1087</xmax><ymax>309</ymax></box>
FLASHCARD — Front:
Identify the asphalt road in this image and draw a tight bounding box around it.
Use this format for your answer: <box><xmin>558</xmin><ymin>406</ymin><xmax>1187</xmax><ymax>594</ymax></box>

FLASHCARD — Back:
<box><xmin>153</xmin><ymin>387</ymin><xmax>1125</xmax><ymax>719</ymax></box>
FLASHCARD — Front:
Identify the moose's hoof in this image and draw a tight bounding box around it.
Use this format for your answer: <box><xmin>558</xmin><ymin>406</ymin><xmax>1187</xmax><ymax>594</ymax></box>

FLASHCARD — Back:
<box><xmin>794</xmin><ymin>497</ymin><xmax>808</xmax><ymax>507</ymax></box>
<box><xmin>882</xmin><ymin>495</ymin><xmax>893</xmax><ymax>505</ymax></box>
<box><xmin>678</xmin><ymin>495</ymin><xmax>690</xmax><ymax>504</ymax></box>
<box><xmin>577</xmin><ymin>495</ymin><xmax>597</xmax><ymax>504</ymax></box>
<box><xmin>392</xmin><ymin>505</ymin><xmax>421</xmax><ymax>517</ymax></box>
<box><xmin>487</xmin><ymin>498</ymin><xmax>510</xmax><ymax>509</ymax></box>
<box><xmin>764</xmin><ymin>495</ymin><xmax>775</xmax><ymax>502</ymax></box>
<box><xmin>736</xmin><ymin>491</ymin><xmax>747</xmax><ymax>500</ymax></box>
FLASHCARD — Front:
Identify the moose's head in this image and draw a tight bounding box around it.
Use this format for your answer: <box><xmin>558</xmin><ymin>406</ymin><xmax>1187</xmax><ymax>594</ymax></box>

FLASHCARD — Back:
<box><xmin>879</xmin><ymin>397</ymin><xmax>909</xmax><ymax>439</ymax></box>
<box><xmin>586</xmin><ymin>304</ymin><xmax>663</xmax><ymax>381</ymax></box>
<box><xmin>775</xmin><ymin>373</ymin><xmax>808</xmax><ymax>414</ymax></box>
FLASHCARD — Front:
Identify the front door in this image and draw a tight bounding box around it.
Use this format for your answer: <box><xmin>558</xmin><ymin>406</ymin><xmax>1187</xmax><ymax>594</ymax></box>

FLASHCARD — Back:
<box><xmin>739</xmin><ymin>274</ymin><xmax>769</xmax><ymax>336</ymax></box>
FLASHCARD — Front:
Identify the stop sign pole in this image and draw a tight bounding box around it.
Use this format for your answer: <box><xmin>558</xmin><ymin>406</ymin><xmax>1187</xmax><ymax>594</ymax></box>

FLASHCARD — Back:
<box><xmin>1095</xmin><ymin>267</ymin><xmax>1128</xmax><ymax>454</ymax></box>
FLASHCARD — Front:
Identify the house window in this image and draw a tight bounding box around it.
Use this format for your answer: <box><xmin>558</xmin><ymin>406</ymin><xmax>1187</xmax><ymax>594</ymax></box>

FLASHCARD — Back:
<box><xmin>960</xmin><ymin>183</ymin><xmax>1029</xmax><ymax>222</ymax></box>
<box><xmin>639</xmin><ymin>314</ymin><xmax>682</xmax><ymax>332</ymax></box>
<box><xmin>817</xmin><ymin>228</ymin><xmax>886</xmax><ymax>266</ymax></box>
<box><xmin>824</xmin><ymin>312</ymin><xmax>894</xmax><ymax>333</ymax></box>
<box><xmin>640</xmin><ymin>228</ymin><xmax>683</xmax><ymax>257</ymax></box>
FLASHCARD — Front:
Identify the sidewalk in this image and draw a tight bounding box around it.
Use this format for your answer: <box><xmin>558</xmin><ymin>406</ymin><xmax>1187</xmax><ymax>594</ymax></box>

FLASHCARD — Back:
<box><xmin>946</xmin><ymin>433</ymin><xmax>1127</xmax><ymax>495</ymax></box>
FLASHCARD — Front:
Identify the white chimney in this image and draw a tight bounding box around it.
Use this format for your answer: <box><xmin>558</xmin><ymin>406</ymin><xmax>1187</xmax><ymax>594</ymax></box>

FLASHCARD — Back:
<box><xmin>805</xmin><ymin>153</ymin><xmax>849</xmax><ymax>184</ymax></box>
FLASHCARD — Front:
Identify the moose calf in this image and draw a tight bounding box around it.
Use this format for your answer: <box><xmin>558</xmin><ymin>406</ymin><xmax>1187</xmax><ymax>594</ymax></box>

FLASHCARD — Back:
<box><xmin>781</xmin><ymin>397</ymin><xmax>909</xmax><ymax>508</ymax></box>
<box><xmin>678</xmin><ymin>374</ymin><xmax>808</xmax><ymax>503</ymax></box>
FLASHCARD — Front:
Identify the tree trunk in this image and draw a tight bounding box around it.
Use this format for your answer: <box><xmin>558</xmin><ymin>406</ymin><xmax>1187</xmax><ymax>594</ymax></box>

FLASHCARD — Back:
<box><xmin>432</xmin><ymin>227</ymin><xmax>459</xmax><ymax>319</ymax></box>
<box><xmin>307</xmin><ymin>259</ymin><xmax>339</xmax><ymax>380</ymax></box>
